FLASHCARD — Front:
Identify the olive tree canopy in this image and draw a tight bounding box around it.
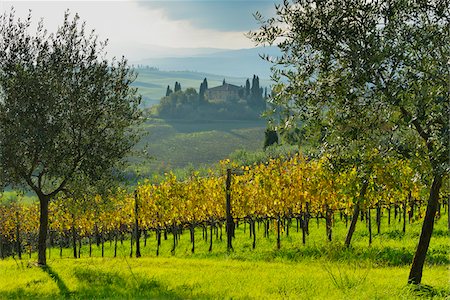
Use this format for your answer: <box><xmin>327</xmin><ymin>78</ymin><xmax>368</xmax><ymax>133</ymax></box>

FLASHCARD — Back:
<box><xmin>250</xmin><ymin>0</ymin><xmax>449</xmax><ymax>284</ymax></box>
<box><xmin>0</xmin><ymin>10</ymin><xmax>142</xmax><ymax>265</ymax></box>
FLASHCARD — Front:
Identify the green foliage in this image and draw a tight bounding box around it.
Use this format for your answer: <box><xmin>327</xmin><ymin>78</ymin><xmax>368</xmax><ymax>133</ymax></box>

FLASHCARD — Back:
<box><xmin>251</xmin><ymin>0</ymin><xmax>449</xmax><ymax>174</ymax></box>
<box><xmin>0</xmin><ymin>10</ymin><xmax>141</xmax><ymax>196</ymax></box>
<box><xmin>229</xmin><ymin>144</ymin><xmax>298</xmax><ymax>167</ymax></box>
<box><xmin>263</xmin><ymin>128</ymin><xmax>279</xmax><ymax>149</ymax></box>
<box><xmin>154</xmin><ymin>75</ymin><xmax>268</xmax><ymax>120</ymax></box>
<box><xmin>250</xmin><ymin>0</ymin><xmax>449</xmax><ymax>283</ymax></box>
<box><xmin>0</xmin><ymin>9</ymin><xmax>142</xmax><ymax>265</ymax></box>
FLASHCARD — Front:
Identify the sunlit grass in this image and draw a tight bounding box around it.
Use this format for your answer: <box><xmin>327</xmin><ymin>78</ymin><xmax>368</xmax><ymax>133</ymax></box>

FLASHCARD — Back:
<box><xmin>0</xmin><ymin>214</ymin><xmax>448</xmax><ymax>299</ymax></box>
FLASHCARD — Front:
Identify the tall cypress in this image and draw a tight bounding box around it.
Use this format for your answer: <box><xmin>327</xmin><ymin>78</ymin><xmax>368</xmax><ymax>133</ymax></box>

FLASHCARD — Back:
<box><xmin>174</xmin><ymin>82</ymin><xmax>181</xmax><ymax>92</ymax></box>
<box><xmin>166</xmin><ymin>85</ymin><xmax>173</xmax><ymax>97</ymax></box>
<box><xmin>245</xmin><ymin>79</ymin><xmax>250</xmax><ymax>97</ymax></box>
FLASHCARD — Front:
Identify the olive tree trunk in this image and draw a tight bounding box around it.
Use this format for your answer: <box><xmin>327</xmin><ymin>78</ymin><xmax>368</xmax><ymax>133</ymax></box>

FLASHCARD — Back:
<box><xmin>38</xmin><ymin>195</ymin><xmax>50</xmax><ymax>266</ymax></box>
<box><xmin>408</xmin><ymin>174</ymin><xmax>443</xmax><ymax>284</ymax></box>
<box><xmin>345</xmin><ymin>180</ymin><xmax>368</xmax><ymax>248</ymax></box>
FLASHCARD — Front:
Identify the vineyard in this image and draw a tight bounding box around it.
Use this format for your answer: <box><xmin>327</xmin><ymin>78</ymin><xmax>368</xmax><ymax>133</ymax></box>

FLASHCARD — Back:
<box><xmin>1</xmin><ymin>154</ymin><xmax>447</xmax><ymax>260</ymax></box>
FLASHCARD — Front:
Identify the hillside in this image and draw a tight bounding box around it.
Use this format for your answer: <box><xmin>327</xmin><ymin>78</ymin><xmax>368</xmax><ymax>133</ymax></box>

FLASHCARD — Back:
<box><xmin>126</xmin><ymin>118</ymin><xmax>266</xmax><ymax>179</ymax></box>
<box><xmin>132</xmin><ymin>68</ymin><xmax>272</xmax><ymax>108</ymax></box>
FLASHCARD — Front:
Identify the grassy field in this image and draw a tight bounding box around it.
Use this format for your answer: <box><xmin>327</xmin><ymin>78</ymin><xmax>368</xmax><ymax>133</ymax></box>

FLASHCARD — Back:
<box><xmin>0</xmin><ymin>212</ymin><xmax>448</xmax><ymax>299</ymax></box>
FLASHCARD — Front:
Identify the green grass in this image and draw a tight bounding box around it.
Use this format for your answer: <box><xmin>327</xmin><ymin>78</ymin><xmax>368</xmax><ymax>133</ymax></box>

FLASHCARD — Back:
<box><xmin>1</xmin><ymin>212</ymin><xmax>448</xmax><ymax>299</ymax></box>
<box><xmin>0</xmin><ymin>190</ymin><xmax>37</xmax><ymax>205</ymax></box>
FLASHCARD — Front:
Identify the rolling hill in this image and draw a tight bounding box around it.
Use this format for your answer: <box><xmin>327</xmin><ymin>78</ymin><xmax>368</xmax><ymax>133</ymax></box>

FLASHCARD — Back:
<box><xmin>132</xmin><ymin>68</ymin><xmax>273</xmax><ymax>107</ymax></box>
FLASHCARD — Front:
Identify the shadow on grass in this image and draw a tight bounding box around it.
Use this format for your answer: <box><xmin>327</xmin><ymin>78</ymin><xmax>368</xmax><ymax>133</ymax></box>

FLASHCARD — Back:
<box><xmin>404</xmin><ymin>283</ymin><xmax>450</xmax><ymax>298</ymax></box>
<box><xmin>220</xmin><ymin>242</ymin><xmax>449</xmax><ymax>267</ymax></box>
<box><xmin>0</xmin><ymin>288</ymin><xmax>46</xmax><ymax>300</ymax></box>
<box><xmin>41</xmin><ymin>265</ymin><xmax>71</xmax><ymax>298</ymax></box>
<box><xmin>0</xmin><ymin>265</ymin><xmax>71</xmax><ymax>299</ymax></box>
<box><xmin>72</xmin><ymin>267</ymin><xmax>199</xmax><ymax>299</ymax></box>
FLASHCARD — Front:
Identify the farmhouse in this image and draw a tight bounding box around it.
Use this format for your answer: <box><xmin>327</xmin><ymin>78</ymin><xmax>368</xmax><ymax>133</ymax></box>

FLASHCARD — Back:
<box><xmin>205</xmin><ymin>81</ymin><xmax>243</xmax><ymax>101</ymax></box>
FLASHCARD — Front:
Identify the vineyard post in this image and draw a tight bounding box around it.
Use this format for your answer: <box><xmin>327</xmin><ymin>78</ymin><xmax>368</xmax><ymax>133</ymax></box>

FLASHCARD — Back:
<box><xmin>134</xmin><ymin>190</ymin><xmax>141</xmax><ymax>258</ymax></box>
<box><xmin>15</xmin><ymin>211</ymin><xmax>21</xmax><ymax>260</ymax></box>
<box><xmin>252</xmin><ymin>219</ymin><xmax>256</xmax><ymax>249</ymax></box>
<box><xmin>156</xmin><ymin>226</ymin><xmax>161</xmax><ymax>256</ymax></box>
<box><xmin>101</xmin><ymin>233</ymin><xmax>104</xmax><ymax>258</ymax></box>
<box><xmin>368</xmin><ymin>207</ymin><xmax>372</xmax><ymax>246</ymax></box>
<box><xmin>226</xmin><ymin>168</ymin><xmax>233</xmax><ymax>251</ymax></box>
<box><xmin>59</xmin><ymin>232</ymin><xmax>63</xmax><ymax>258</ymax></box>
<box><xmin>114</xmin><ymin>231</ymin><xmax>118</xmax><ymax>258</ymax></box>
<box><xmin>89</xmin><ymin>236</ymin><xmax>92</xmax><ymax>257</ymax></box>
<box><xmin>388</xmin><ymin>205</ymin><xmax>391</xmax><ymax>226</ymax></box>
<box><xmin>71</xmin><ymin>213</ymin><xmax>77</xmax><ymax>259</ymax></box>
<box><xmin>376</xmin><ymin>202</ymin><xmax>381</xmax><ymax>234</ymax></box>
<box><xmin>190</xmin><ymin>223</ymin><xmax>195</xmax><ymax>253</ymax></box>
<box><xmin>277</xmin><ymin>215</ymin><xmax>281</xmax><ymax>249</ymax></box>
<box><xmin>172</xmin><ymin>225</ymin><xmax>177</xmax><ymax>254</ymax></box>
<box><xmin>325</xmin><ymin>206</ymin><xmax>332</xmax><ymax>242</ymax></box>
<box><xmin>204</xmin><ymin>224</ymin><xmax>208</xmax><ymax>241</ymax></box>
<box><xmin>305</xmin><ymin>202</ymin><xmax>310</xmax><ymax>235</ymax></box>
<box><xmin>301</xmin><ymin>213</ymin><xmax>306</xmax><ymax>245</ymax></box>
<box><xmin>209</xmin><ymin>220</ymin><xmax>213</xmax><ymax>252</ymax></box>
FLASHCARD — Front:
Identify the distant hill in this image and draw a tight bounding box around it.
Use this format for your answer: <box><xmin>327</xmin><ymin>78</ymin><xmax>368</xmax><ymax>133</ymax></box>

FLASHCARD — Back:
<box><xmin>132</xmin><ymin>68</ymin><xmax>273</xmax><ymax>107</ymax></box>
<box><xmin>126</xmin><ymin>118</ymin><xmax>266</xmax><ymax>179</ymax></box>
<box><xmin>133</xmin><ymin>46</ymin><xmax>280</xmax><ymax>80</ymax></box>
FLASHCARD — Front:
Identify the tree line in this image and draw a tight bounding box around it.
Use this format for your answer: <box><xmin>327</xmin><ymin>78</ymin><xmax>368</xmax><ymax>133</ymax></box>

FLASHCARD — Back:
<box><xmin>156</xmin><ymin>76</ymin><xmax>267</xmax><ymax>119</ymax></box>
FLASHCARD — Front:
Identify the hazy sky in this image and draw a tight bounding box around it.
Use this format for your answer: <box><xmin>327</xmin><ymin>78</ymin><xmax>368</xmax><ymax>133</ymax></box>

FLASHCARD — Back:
<box><xmin>1</xmin><ymin>1</ymin><xmax>278</xmax><ymax>60</ymax></box>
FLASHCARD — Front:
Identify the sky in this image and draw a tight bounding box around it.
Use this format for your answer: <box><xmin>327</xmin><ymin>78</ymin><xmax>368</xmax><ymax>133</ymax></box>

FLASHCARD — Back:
<box><xmin>0</xmin><ymin>0</ymin><xmax>279</xmax><ymax>61</ymax></box>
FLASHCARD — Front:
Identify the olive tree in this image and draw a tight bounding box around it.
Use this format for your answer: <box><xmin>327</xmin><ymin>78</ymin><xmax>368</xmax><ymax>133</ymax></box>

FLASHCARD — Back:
<box><xmin>0</xmin><ymin>10</ymin><xmax>142</xmax><ymax>266</ymax></box>
<box><xmin>250</xmin><ymin>0</ymin><xmax>449</xmax><ymax>284</ymax></box>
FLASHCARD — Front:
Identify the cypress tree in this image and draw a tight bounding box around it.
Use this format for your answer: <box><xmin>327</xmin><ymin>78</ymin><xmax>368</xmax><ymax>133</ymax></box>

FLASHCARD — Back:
<box><xmin>199</xmin><ymin>79</ymin><xmax>208</xmax><ymax>104</ymax></box>
<box><xmin>166</xmin><ymin>85</ymin><xmax>173</xmax><ymax>97</ymax></box>
<box><xmin>245</xmin><ymin>79</ymin><xmax>250</xmax><ymax>97</ymax></box>
<box><xmin>174</xmin><ymin>82</ymin><xmax>181</xmax><ymax>92</ymax></box>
